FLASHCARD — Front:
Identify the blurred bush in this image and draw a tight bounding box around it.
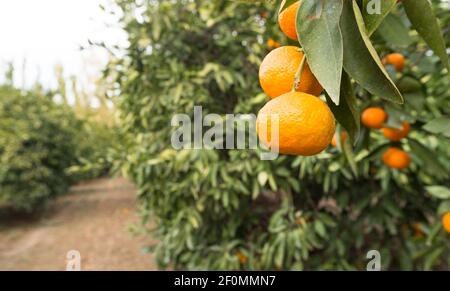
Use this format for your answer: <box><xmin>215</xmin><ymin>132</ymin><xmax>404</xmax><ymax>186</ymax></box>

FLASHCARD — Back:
<box><xmin>0</xmin><ymin>79</ymin><xmax>118</xmax><ymax>211</ymax></box>
<box><xmin>0</xmin><ymin>85</ymin><xmax>81</xmax><ymax>211</ymax></box>
<box><xmin>107</xmin><ymin>0</ymin><xmax>449</xmax><ymax>270</ymax></box>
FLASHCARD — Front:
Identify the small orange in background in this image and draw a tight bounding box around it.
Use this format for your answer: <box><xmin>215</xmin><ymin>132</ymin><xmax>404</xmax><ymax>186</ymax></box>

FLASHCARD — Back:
<box><xmin>412</xmin><ymin>223</ymin><xmax>424</xmax><ymax>239</ymax></box>
<box><xmin>259</xmin><ymin>46</ymin><xmax>323</xmax><ymax>99</ymax></box>
<box><xmin>382</xmin><ymin>121</ymin><xmax>410</xmax><ymax>141</ymax></box>
<box><xmin>236</xmin><ymin>251</ymin><xmax>248</xmax><ymax>264</ymax></box>
<box><xmin>361</xmin><ymin>107</ymin><xmax>387</xmax><ymax>129</ymax></box>
<box><xmin>382</xmin><ymin>53</ymin><xmax>406</xmax><ymax>72</ymax></box>
<box><xmin>259</xmin><ymin>11</ymin><xmax>269</xmax><ymax>19</ymax></box>
<box><xmin>382</xmin><ymin>147</ymin><xmax>411</xmax><ymax>169</ymax></box>
<box><xmin>331</xmin><ymin>131</ymin><xmax>347</xmax><ymax>147</ymax></box>
<box><xmin>278</xmin><ymin>1</ymin><xmax>301</xmax><ymax>40</ymax></box>
<box><xmin>442</xmin><ymin>212</ymin><xmax>450</xmax><ymax>234</ymax></box>
<box><xmin>266</xmin><ymin>38</ymin><xmax>281</xmax><ymax>50</ymax></box>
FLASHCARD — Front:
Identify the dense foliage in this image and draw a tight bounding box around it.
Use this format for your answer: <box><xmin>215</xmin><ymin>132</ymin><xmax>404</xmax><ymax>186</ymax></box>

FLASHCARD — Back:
<box><xmin>0</xmin><ymin>85</ymin><xmax>81</xmax><ymax>210</ymax></box>
<box><xmin>0</xmin><ymin>83</ymin><xmax>117</xmax><ymax>211</ymax></box>
<box><xmin>109</xmin><ymin>0</ymin><xmax>450</xmax><ymax>270</ymax></box>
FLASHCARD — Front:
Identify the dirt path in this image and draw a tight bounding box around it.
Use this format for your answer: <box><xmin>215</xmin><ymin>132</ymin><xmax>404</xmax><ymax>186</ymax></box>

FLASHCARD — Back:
<box><xmin>0</xmin><ymin>177</ymin><xmax>158</xmax><ymax>271</ymax></box>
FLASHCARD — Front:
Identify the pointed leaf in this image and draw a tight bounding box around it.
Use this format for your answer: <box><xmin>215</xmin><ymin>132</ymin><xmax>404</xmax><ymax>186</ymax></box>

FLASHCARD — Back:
<box><xmin>403</xmin><ymin>0</ymin><xmax>450</xmax><ymax>72</ymax></box>
<box><xmin>297</xmin><ymin>0</ymin><xmax>343</xmax><ymax>104</ymax></box>
<box><xmin>362</xmin><ymin>0</ymin><xmax>397</xmax><ymax>36</ymax></box>
<box><xmin>340</xmin><ymin>0</ymin><xmax>404</xmax><ymax>104</ymax></box>
<box><xmin>377</xmin><ymin>14</ymin><xmax>413</xmax><ymax>47</ymax></box>
<box><xmin>408</xmin><ymin>138</ymin><xmax>448</xmax><ymax>179</ymax></box>
<box><xmin>326</xmin><ymin>71</ymin><xmax>360</xmax><ymax>144</ymax></box>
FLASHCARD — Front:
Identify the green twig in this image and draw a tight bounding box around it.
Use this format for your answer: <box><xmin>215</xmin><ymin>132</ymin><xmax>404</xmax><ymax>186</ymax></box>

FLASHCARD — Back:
<box><xmin>292</xmin><ymin>54</ymin><xmax>306</xmax><ymax>92</ymax></box>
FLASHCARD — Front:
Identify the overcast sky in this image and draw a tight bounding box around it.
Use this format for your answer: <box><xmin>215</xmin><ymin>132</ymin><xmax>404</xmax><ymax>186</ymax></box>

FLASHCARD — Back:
<box><xmin>0</xmin><ymin>0</ymin><xmax>126</xmax><ymax>92</ymax></box>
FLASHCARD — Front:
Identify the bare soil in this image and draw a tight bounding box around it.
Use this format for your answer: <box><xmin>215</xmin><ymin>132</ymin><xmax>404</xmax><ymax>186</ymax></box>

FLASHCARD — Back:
<box><xmin>0</xmin><ymin>177</ymin><xmax>157</xmax><ymax>271</ymax></box>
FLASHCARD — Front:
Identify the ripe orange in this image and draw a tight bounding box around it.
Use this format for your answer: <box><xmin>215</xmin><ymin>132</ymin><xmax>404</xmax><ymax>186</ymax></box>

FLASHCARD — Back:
<box><xmin>278</xmin><ymin>1</ymin><xmax>301</xmax><ymax>40</ymax></box>
<box><xmin>382</xmin><ymin>122</ymin><xmax>410</xmax><ymax>141</ymax></box>
<box><xmin>382</xmin><ymin>147</ymin><xmax>411</xmax><ymax>169</ymax></box>
<box><xmin>361</xmin><ymin>107</ymin><xmax>387</xmax><ymax>129</ymax></box>
<box><xmin>442</xmin><ymin>212</ymin><xmax>450</xmax><ymax>234</ymax></box>
<box><xmin>267</xmin><ymin>38</ymin><xmax>281</xmax><ymax>50</ymax></box>
<box><xmin>256</xmin><ymin>91</ymin><xmax>335</xmax><ymax>156</ymax></box>
<box><xmin>412</xmin><ymin>223</ymin><xmax>424</xmax><ymax>239</ymax></box>
<box><xmin>331</xmin><ymin>131</ymin><xmax>347</xmax><ymax>147</ymax></box>
<box><xmin>236</xmin><ymin>251</ymin><xmax>248</xmax><ymax>264</ymax></box>
<box><xmin>259</xmin><ymin>46</ymin><xmax>323</xmax><ymax>99</ymax></box>
<box><xmin>382</xmin><ymin>53</ymin><xmax>405</xmax><ymax>72</ymax></box>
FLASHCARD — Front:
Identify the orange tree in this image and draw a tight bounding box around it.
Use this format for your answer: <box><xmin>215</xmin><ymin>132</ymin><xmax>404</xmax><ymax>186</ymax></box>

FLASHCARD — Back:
<box><xmin>107</xmin><ymin>0</ymin><xmax>450</xmax><ymax>270</ymax></box>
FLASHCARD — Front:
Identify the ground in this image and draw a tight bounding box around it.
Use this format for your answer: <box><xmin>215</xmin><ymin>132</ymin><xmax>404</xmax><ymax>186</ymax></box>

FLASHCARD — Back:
<box><xmin>0</xmin><ymin>177</ymin><xmax>158</xmax><ymax>271</ymax></box>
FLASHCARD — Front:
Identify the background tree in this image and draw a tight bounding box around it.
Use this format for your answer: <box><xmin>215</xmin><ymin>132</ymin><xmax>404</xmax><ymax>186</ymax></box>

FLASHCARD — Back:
<box><xmin>107</xmin><ymin>0</ymin><xmax>450</xmax><ymax>270</ymax></box>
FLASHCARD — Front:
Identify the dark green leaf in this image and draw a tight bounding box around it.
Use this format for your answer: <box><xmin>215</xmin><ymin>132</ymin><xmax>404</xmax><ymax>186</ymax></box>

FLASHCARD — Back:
<box><xmin>423</xmin><ymin>117</ymin><xmax>450</xmax><ymax>138</ymax></box>
<box><xmin>362</xmin><ymin>0</ymin><xmax>397</xmax><ymax>36</ymax></box>
<box><xmin>340</xmin><ymin>0</ymin><xmax>404</xmax><ymax>104</ymax></box>
<box><xmin>377</xmin><ymin>14</ymin><xmax>413</xmax><ymax>47</ymax></box>
<box><xmin>326</xmin><ymin>71</ymin><xmax>360</xmax><ymax>144</ymax></box>
<box><xmin>408</xmin><ymin>138</ymin><xmax>448</xmax><ymax>179</ymax></box>
<box><xmin>403</xmin><ymin>0</ymin><xmax>450</xmax><ymax>72</ymax></box>
<box><xmin>297</xmin><ymin>0</ymin><xmax>343</xmax><ymax>104</ymax></box>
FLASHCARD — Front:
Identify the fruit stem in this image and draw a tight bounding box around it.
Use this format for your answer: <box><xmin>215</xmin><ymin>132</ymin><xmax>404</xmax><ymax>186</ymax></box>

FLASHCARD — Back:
<box><xmin>292</xmin><ymin>54</ymin><xmax>306</xmax><ymax>92</ymax></box>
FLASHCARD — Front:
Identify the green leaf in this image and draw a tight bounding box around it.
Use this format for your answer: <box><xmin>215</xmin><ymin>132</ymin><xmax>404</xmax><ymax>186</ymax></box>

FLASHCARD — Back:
<box><xmin>377</xmin><ymin>14</ymin><xmax>413</xmax><ymax>47</ymax></box>
<box><xmin>297</xmin><ymin>0</ymin><xmax>343</xmax><ymax>104</ymax></box>
<box><xmin>257</xmin><ymin>171</ymin><xmax>269</xmax><ymax>186</ymax></box>
<box><xmin>342</xmin><ymin>136</ymin><xmax>358</xmax><ymax>177</ymax></box>
<box><xmin>340</xmin><ymin>0</ymin><xmax>404</xmax><ymax>104</ymax></box>
<box><xmin>437</xmin><ymin>201</ymin><xmax>450</xmax><ymax>216</ymax></box>
<box><xmin>408</xmin><ymin>138</ymin><xmax>448</xmax><ymax>179</ymax></box>
<box><xmin>314</xmin><ymin>220</ymin><xmax>327</xmax><ymax>238</ymax></box>
<box><xmin>423</xmin><ymin>117</ymin><xmax>450</xmax><ymax>138</ymax></box>
<box><xmin>403</xmin><ymin>0</ymin><xmax>450</xmax><ymax>72</ymax></box>
<box><xmin>397</xmin><ymin>76</ymin><xmax>423</xmax><ymax>94</ymax></box>
<box><xmin>426</xmin><ymin>186</ymin><xmax>450</xmax><ymax>200</ymax></box>
<box><xmin>326</xmin><ymin>71</ymin><xmax>360</xmax><ymax>144</ymax></box>
<box><xmin>362</xmin><ymin>0</ymin><xmax>397</xmax><ymax>36</ymax></box>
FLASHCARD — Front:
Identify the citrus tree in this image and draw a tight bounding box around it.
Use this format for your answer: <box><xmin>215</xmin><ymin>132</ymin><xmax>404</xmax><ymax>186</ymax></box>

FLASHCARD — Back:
<box><xmin>0</xmin><ymin>85</ymin><xmax>82</xmax><ymax>211</ymax></box>
<box><xmin>0</xmin><ymin>74</ymin><xmax>117</xmax><ymax>212</ymax></box>
<box><xmin>108</xmin><ymin>0</ymin><xmax>450</xmax><ymax>270</ymax></box>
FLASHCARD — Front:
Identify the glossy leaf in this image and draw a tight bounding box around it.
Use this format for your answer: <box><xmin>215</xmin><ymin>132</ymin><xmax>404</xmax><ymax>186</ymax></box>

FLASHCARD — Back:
<box><xmin>326</xmin><ymin>71</ymin><xmax>360</xmax><ymax>144</ymax></box>
<box><xmin>362</xmin><ymin>0</ymin><xmax>397</xmax><ymax>36</ymax></box>
<box><xmin>297</xmin><ymin>0</ymin><xmax>343</xmax><ymax>104</ymax></box>
<box><xmin>403</xmin><ymin>0</ymin><xmax>450</xmax><ymax>72</ymax></box>
<box><xmin>340</xmin><ymin>0</ymin><xmax>404</xmax><ymax>104</ymax></box>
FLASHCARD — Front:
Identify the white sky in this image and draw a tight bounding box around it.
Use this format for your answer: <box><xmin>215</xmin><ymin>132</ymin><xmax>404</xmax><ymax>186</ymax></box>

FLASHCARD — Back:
<box><xmin>0</xmin><ymin>0</ymin><xmax>127</xmax><ymax>95</ymax></box>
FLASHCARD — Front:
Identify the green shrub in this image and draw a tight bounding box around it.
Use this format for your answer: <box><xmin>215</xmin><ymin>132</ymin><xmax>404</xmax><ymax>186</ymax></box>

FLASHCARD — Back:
<box><xmin>108</xmin><ymin>0</ymin><xmax>450</xmax><ymax>270</ymax></box>
<box><xmin>0</xmin><ymin>85</ymin><xmax>82</xmax><ymax>211</ymax></box>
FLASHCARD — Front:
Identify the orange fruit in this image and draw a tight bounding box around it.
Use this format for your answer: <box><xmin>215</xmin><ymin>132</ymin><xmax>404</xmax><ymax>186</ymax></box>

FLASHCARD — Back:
<box><xmin>361</xmin><ymin>107</ymin><xmax>387</xmax><ymax>129</ymax></box>
<box><xmin>236</xmin><ymin>251</ymin><xmax>248</xmax><ymax>264</ymax></box>
<box><xmin>259</xmin><ymin>11</ymin><xmax>269</xmax><ymax>19</ymax></box>
<box><xmin>382</xmin><ymin>147</ymin><xmax>411</xmax><ymax>169</ymax></box>
<box><xmin>412</xmin><ymin>223</ymin><xmax>424</xmax><ymax>239</ymax></box>
<box><xmin>256</xmin><ymin>91</ymin><xmax>335</xmax><ymax>156</ymax></box>
<box><xmin>382</xmin><ymin>53</ymin><xmax>405</xmax><ymax>72</ymax></box>
<box><xmin>331</xmin><ymin>131</ymin><xmax>347</xmax><ymax>147</ymax></box>
<box><xmin>259</xmin><ymin>46</ymin><xmax>323</xmax><ymax>99</ymax></box>
<box><xmin>442</xmin><ymin>212</ymin><xmax>450</xmax><ymax>234</ymax></box>
<box><xmin>266</xmin><ymin>38</ymin><xmax>281</xmax><ymax>50</ymax></box>
<box><xmin>278</xmin><ymin>1</ymin><xmax>301</xmax><ymax>40</ymax></box>
<box><xmin>382</xmin><ymin>122</ymin><xmax>410</xmax><ymax>141</ymax></box>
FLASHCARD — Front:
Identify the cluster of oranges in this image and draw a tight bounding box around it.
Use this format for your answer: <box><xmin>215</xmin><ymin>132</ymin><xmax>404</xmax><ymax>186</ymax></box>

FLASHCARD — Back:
<box><xmin>330</xmin><ymin>52</ymin><xmax>410</xmax><ymax>170</ymax></box>
<box><xmin>256</xmin><ymin>1</ymin><xmax>335</xmax><ymax>156</ymax></box>
<box><xmin>256</xmin><ymin>1</ymin><xmax>412</xmax><ymax>172</ymax></box>
<box><xmin>361</xmin><ymin>107</ymin><xmax>411</xmax><ymax>170</ymax></box>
